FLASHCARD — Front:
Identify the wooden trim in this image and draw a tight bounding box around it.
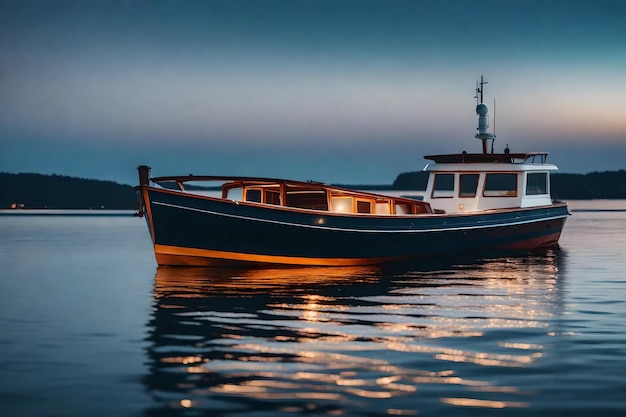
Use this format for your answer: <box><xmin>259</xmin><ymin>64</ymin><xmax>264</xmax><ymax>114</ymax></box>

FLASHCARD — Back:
<box><xmin>141</xmin><ymin>188</ymin><xmax>156</xmax><ymax>244</ymax></box>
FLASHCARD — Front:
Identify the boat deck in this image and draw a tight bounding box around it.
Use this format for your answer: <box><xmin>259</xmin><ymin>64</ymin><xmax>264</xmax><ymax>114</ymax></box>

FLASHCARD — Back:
<box><xmin>150</xmin><ymin>176</ymin><xmax>433</xmax><ymax>216</ymax></box>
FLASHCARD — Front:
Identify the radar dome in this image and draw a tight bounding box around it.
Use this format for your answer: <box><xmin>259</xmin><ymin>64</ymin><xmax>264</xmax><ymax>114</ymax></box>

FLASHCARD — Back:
<box><xmin>476</xmin><ymin>103</ymin><xmax>489</xmax><ymax>115</ymax></box>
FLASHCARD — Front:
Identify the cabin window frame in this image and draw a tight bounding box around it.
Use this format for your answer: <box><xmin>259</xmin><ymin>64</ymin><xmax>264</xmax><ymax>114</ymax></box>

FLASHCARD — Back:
<box><xmin>431</xmin><ymin>173</ymin><xmax>456</xmax><ymax>198</ymax></box>
<box><xmin>375</xmin><ymin>198</ymin><xmax>392</xmax><ymax>214</ymax></box>
<box><xmin>483</xmin><ymin>172</ymin><xmax>518</xmax><ymax>197</ymax></box>
<box><xmin>285</xmin><ymin>188</ymin><xmax>329</xmax><ymax>211</ymax></box>
<box><xmin>395</xmin><ymin>202</ymin><xmax>415</xmax><ymax>215</ymax></box>
<box><xmin>244</xmin><ymin>188</ymin><xmax>263</xmax><ymax>203</ymax></box>
<box><xmin>240</xmin><ymin>185</ymin><xmax>284</xmax><ymax>205</ymax></box>
<box><xmin>459</xmin><ymin>173</ymin><xmax>480</xmax><ymax>198</ymax></box>
<box><xmin>264</xmin><ymin>188</ymin><xmax>281</xmax><ymax>205</ymax></box>
<box><xmin>330</xmin><ymin>196</ymin><xmax>353</xmax><ymax>213</ymax></box>
<box><xmin>355</xmin><ymin>198</ymin><xmax>373</xmax><ymax>214</ymax></box>
<box><xmin>525</xmin><ymin>172</ymin><xmax>549</xmax><ymax>196</ymax></box>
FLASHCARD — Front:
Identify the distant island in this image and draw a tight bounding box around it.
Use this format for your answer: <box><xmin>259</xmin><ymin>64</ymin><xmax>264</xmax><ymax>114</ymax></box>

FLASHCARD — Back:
<box><xmin>1</xmin><ymin>170</ymin><xmax>625</xmax><ymax>209</ymax></box>
<box><xmin>0</xmin><ymin>173</ymin><xmax>137</xmax><ymax>210</ymax></box>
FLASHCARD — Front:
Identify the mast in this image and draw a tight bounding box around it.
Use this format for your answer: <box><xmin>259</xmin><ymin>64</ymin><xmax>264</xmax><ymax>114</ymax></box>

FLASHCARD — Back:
<box><xmin>474</xmin><ymin>75</ymin><xmax>494</xmax><ymax>154</ymax></box>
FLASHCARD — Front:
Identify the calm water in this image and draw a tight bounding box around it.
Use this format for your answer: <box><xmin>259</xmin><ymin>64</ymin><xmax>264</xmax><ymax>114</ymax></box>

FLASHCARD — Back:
<box><xmin>1</xmin><ymin>201</ymin><xmax>625</xmax><ymax>416</ymax></box>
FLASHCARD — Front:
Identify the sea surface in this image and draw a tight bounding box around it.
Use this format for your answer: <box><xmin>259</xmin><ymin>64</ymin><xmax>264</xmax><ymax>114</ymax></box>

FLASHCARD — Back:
<box><xmin>1</xmin><ymin>200</ymin><xmax>625</xmax><ymax>417</ymax></box>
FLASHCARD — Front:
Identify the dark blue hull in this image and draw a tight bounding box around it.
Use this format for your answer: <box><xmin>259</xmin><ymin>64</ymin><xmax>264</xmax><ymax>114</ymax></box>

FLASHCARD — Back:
<box><xmin>141</xmin><ymin>187</ymin><xmax>569</xmax><ymax>266</ymax></box>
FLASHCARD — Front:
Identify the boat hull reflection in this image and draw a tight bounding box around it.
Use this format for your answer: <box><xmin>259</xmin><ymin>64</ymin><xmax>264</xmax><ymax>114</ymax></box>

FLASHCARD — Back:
<box><xmin>143</xmin><ymin>253</ymin><xmax>565</xmax><ymax>416</ymax></box>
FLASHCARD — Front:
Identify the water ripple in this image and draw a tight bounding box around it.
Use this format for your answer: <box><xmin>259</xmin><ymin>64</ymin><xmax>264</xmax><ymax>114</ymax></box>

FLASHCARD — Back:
<box><xmin>143</xmin><ymin>252</ymin><xmax>570</xmax><ymax>416</ymax></box>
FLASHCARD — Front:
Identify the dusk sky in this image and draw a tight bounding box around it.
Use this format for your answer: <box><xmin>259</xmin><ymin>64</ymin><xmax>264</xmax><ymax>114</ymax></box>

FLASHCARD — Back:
<box><xmin>1</xmin><ymin>0</ymin><xmax>625</xmax><ymax>185</ymax></box>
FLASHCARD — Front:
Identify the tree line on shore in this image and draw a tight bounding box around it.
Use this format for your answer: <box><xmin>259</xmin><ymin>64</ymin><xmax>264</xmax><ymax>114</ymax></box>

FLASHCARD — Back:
<box><xmin>1</xmin><ymin>173</ymin><xmax>137</xmax><ymax>210</ymax></box>
<box><xmin>1</xmin><ymin>170</ymin><xmax>625</xmax><ymax>209</ymax></box>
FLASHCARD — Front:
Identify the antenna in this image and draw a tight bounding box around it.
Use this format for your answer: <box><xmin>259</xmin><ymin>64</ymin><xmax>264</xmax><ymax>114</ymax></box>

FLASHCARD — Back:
<box><xmin>474</xmin><ymin>75</ymin><xmax>494</xmax><ymax>154</ymax></box>
<box><xmin>491</xmin><ymin>98</ymin><xmax>496</xmax><ymax>153</ymax></box>
<box><xmin>475</xmin><ymin>75</ymin><xmax>487</xmax><ymax>104</ymax></box>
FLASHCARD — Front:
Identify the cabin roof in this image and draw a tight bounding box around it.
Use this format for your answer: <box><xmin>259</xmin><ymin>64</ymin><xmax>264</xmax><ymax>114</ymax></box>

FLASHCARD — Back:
<box><xmin>424</xmin><ymin>152</ymin><xmax>549</xmax><ymax>164</ymax></box>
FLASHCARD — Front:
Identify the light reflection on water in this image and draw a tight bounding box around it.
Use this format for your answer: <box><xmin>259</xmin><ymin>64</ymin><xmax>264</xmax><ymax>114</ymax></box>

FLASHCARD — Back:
<box><xmin>2</xmin><ymin>207</ymin><xmax>625</xmax><ymax>416</ymax></box>
<box><xmin>144</xmin><ymin>253</ymin><xmax>564</xmax><ymax>416</ymax></box>
<box><xmin>2</xmin><ymin>208</ymin><xmax>625</xmax><ymax>416</ymax></box>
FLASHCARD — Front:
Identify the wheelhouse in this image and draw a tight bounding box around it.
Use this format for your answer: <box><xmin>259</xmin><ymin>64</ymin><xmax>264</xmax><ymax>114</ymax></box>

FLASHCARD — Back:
<box><xmin>422</xmin><ymin>152</ymin><xmax>558</xmax><ymax>213</ymax></box>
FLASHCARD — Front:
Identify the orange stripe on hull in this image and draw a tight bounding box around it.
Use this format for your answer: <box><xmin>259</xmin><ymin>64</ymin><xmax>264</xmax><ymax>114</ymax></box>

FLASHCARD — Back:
<box><xmin>154</xmin><ymin>244</ymin><xmax>405</xmax><ymax>267</ymax></box>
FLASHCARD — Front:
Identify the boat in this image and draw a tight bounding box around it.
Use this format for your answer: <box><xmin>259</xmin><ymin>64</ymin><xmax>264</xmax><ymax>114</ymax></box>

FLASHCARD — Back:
<box><xmin>135</xmin><ymin>77</ymin><xmax>569</xmax><ymax>267</ymax></box>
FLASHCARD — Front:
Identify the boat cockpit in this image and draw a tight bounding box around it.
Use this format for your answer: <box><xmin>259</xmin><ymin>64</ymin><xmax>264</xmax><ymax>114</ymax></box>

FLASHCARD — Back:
<box><xmin>151</xmin><ymin>176</ymin><xmax>433</xmax><ymax>216</ymax></box>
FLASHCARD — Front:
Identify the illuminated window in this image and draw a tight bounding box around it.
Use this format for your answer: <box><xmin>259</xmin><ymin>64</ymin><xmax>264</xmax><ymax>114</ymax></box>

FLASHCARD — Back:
<box><xmin>375</xmin><ymin>201</ymin><xmax>390</xmax><ymax>214</ymax></box>
<box><xmin>331</xmin><ymin>197</ymin><xmax>352</xmax><ymax>213</ymax></box>
<box><xmin>395</xmin><ymin>203</ymin><xmax>413</xmax><ymax>214</ymax></box>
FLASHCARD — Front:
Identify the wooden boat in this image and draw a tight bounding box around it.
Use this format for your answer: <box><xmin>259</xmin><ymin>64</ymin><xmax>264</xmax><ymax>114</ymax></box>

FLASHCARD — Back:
<box><xmin>136</xmin><ymin>78</ymin><xmax>569</xmax><ymax>267</ymax></box>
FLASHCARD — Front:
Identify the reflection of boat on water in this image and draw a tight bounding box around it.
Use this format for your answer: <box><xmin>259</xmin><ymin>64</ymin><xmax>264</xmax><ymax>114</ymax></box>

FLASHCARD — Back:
<box><xmin>144</xmin><ymin>265</ymin><xmax>388</xmax><ymax>416</ymax></box>
<box><xmin>143</xmin><ymin>252</ymin><xmax>565</xmax><ymax>416</ymax></box>
<box><xmin>135</xmin><ymin>77</ymin><xmax>568</xmax><ymax>267</ymax></box>
<box><xmin>153</xmin><ymin>265</ymin><xmax>383</xmax><ymax>296</ymax></box>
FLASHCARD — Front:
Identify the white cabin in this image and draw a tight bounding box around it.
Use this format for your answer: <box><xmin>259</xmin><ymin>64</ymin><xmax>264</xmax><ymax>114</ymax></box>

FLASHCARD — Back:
<box><xmin>422</xmin><ymin>152</ymin><xmax>558</xmax><ymax>214</ymax></box>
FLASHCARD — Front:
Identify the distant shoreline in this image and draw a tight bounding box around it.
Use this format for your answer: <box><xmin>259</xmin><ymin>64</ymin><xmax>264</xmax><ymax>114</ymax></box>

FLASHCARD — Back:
<box><xmin>0</xmin><ymin>209</ymin><xmax>135</xmax><ymax>216</ymax></box>
<box><xmin>2</xmin><ymin>170</ymin><xmax>625</xmax><ymax>210</ymax></box>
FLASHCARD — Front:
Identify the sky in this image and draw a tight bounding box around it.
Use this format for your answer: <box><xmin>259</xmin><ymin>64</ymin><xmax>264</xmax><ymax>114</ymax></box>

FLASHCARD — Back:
<box><xmin>1</xmin><ymin>0</ymin><xmax>625</xmax><ymax>185</ymax></box>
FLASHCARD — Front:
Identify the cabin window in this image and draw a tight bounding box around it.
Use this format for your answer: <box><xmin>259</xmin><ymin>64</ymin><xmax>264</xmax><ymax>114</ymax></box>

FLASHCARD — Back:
<box><xmin>484</xmin><ymin>173</ymin><xmax>518</xmax><ymax>197</ymax></box>
<box><xmin>356</xmin><ymin>200</ymin><xmax>371</xmax><ymax>214</ymax></box>
<box><xmin>395</xmin><ymin>203</ymin><xmax>413</xmax><ymax>214</ymax></box>
<box><xmin>459</xmin><ymin>174</ymin><xmax>479</xmax><ymax>198</ymax></box>
<box><xmin>375</xmin><ymin>200</ymin><xmax>391</xmax><ymax>214</ymax></box>
<box><xmin>286</xmin><ymin>190</ymin><xmax>328</xmax><ymax>211</ymax></box>
<box><xmin>245</xmin><ymin>189</ymin><xmax>262</xmax><ymax>203</ymax></box>
<box><xmin>432</xmin><ymin>174</ymin><xmax>455</xmax><ymax>198</ymax></box>
<box><xmin>526</xmin><ymin>173</ymin><xmax>548</xmax><ymax>195</ymax></box>
<box><xmin>331</xmin><ymin>197</ymin><xmax>353</xmax><ymax>213</ymax></box>
<box><xmin>266</xmin><ymin>189</ymin><xmax>281</xmax><ymax>205</ymax></box>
